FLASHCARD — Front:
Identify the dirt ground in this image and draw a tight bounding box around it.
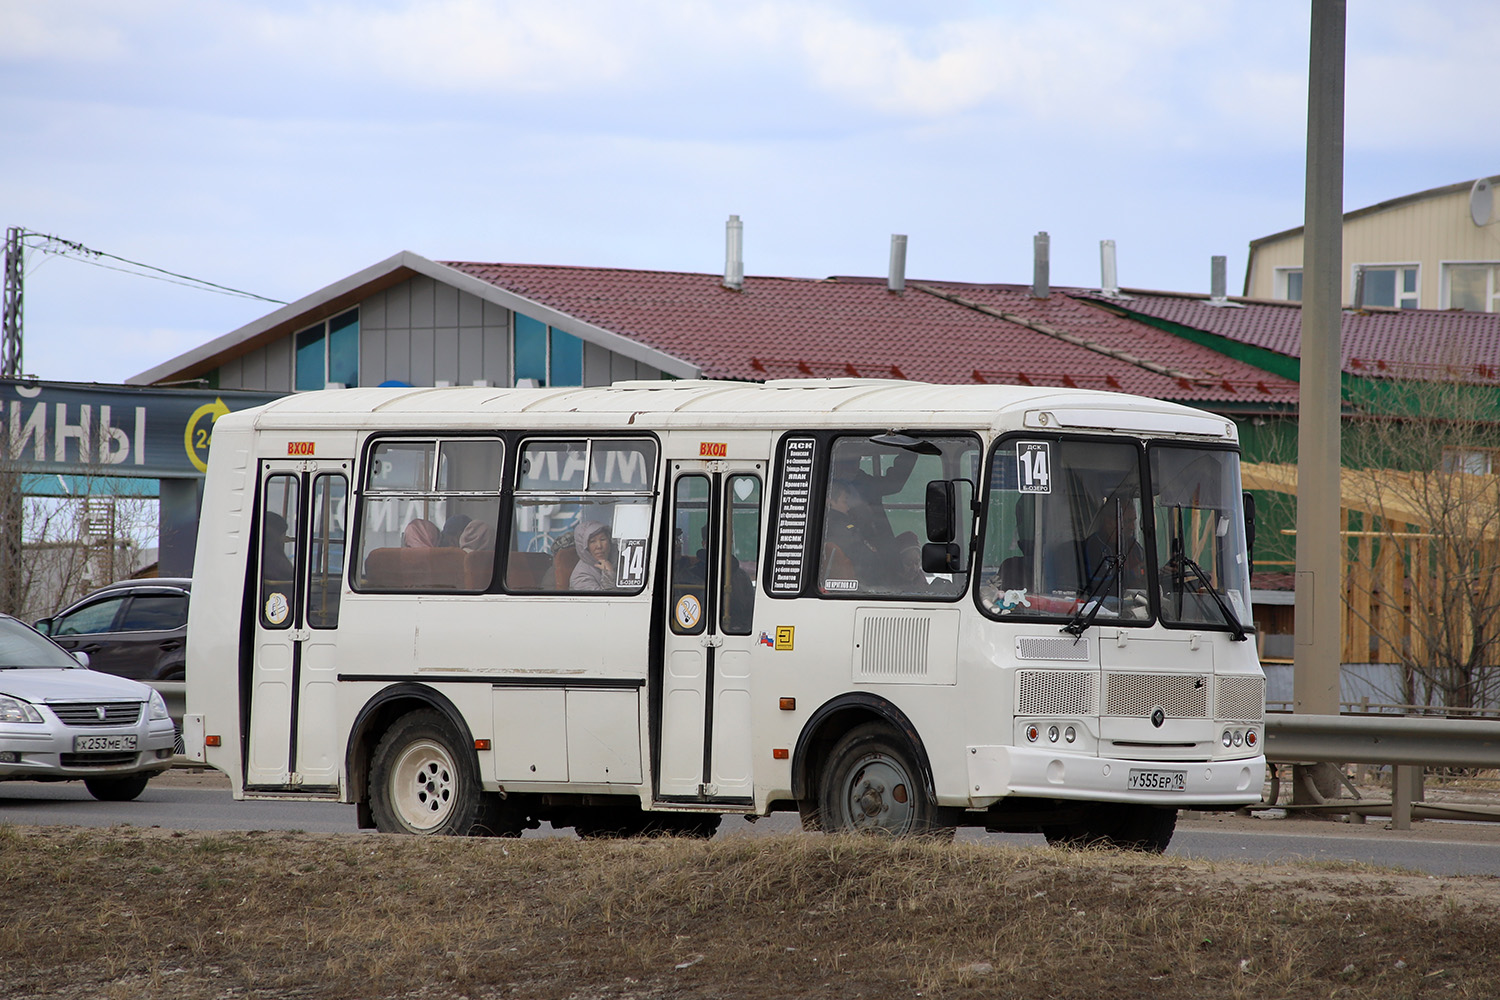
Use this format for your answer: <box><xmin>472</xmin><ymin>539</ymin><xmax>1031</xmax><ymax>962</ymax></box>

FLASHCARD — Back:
<box><xmin>4</xmin><ymin>768</ymin><xmax>1500</xmax><ymax>1000</ymax></box>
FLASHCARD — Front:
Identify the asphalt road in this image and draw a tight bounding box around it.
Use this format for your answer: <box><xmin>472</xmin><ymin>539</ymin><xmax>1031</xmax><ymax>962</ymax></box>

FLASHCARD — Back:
<box><xmin>6</xmin><ymin>772</ymin><xmax>1500</xmax><ymax>877</ymax></box>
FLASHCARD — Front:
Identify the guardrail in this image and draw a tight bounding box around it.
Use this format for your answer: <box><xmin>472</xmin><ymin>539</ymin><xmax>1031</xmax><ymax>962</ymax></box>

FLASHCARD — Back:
<box><xmin>148</xmin><ymin>681</ymin><xmax>1493</xmax><ymax>828</ymax></box>
<box><xmin>1264</xmin><ymin>713</ymin><xmax>1500</xmax><ymax>829</ymax></box>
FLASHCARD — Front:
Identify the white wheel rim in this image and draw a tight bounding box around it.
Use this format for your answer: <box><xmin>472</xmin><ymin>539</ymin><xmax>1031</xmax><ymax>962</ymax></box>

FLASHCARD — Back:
<box><xmin>389</xmin><ymin>738</ymin><xmax>458</xmax><ymax>832</ymax></box>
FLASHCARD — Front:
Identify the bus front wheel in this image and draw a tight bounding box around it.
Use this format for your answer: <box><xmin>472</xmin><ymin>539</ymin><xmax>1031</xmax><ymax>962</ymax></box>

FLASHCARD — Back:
<box><xmin>369</xmin><ymin>710</ymin><xmax>482</xmax><ymax>835</ymax></box>
<box><xmin>818</xmin><ymin>723</ymin><xmax>941</xmax><ymax>835</ymax></box>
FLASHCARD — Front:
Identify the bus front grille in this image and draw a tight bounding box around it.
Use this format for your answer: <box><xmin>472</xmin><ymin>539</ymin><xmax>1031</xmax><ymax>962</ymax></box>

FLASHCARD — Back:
<box><xmin>1215</xmin><ymin>676</ymin><xmax>1265</xmax><ymax>722</ymax></box>
<box><xmin>1017</xmin><ymin>670</ymin><xmax>1097</xmax><ymax>716</ymax></box>
<box><xmin>1104</xmin><ymin>673</ymin><xmax>1209</xmax><ymax>719</ymax></box>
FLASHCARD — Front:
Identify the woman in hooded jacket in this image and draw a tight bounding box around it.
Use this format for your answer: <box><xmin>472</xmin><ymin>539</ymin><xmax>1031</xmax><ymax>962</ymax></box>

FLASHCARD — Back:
<box><xmin>570</xmin><ymin>519</ymin><xmax>619</xmax><ymax>591</ymax></box>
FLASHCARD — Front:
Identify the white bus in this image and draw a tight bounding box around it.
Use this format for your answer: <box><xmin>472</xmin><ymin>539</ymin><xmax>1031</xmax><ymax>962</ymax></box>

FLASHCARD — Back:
<box><xmin>184</xmin><ymin>379</ymin><xmax>1266</xmax><ymax>851</ymax></box>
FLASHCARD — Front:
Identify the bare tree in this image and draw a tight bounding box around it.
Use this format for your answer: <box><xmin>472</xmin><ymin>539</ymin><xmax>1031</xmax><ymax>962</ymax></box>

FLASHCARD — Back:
<box><xmin>0</xmin><ymin>443</ymin><xmax>158</xmax><ymax>622</ymax></box>
<box><xmin>1340</xmin><ymin>375</ymin><xmax>1500</xmax><ymax>711</ymax></box>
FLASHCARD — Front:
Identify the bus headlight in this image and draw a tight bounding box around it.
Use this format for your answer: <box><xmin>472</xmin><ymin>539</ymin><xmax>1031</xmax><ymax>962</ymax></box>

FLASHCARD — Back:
<box><xmin>1064</xmin><ymin>726</ymin><xmax>1076</xmax><ymax>744</ymax></box>
<box><xmin>1025</xmin><ymin>725</ymin><xmax>1040</xmax><ymax>743</ymax></box>
<box><xmin>1221</xmin><ymin>730</ymin><xmax>1233</xmax><ymax>748</ymax></box>
<box><xmin>1245</xmin><ymin>730</ymin><xmax>1257</xmax><ymax>748</ymax></box>
<box><xmin>1047</xmin><ymin>725</ymin><xmax>1059</xmax><ymax>743</ymax></box>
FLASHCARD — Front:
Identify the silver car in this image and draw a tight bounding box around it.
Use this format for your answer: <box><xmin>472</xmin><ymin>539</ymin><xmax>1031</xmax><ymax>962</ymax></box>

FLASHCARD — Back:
<box><xmin>0</xmin><ymin>612</ymin><xmax>176</xmax><ymax>801</ymax></box>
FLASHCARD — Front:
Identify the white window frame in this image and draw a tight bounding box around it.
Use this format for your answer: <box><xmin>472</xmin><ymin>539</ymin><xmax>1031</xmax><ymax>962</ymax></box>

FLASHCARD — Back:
<box><xmin>1351</xmin><ymin>263</ymin><xmax>1420</xmax><ymax>310</ymax></box>
<box><xmin>1440</xmin><ymin>261</ymin><xmax>1500</xmax><ymax>313</ymax></box>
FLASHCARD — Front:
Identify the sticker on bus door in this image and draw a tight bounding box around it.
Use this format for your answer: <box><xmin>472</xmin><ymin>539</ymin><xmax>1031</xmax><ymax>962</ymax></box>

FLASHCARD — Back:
<box><xmin>1016</xmin><ymin>441</ymin><xmax>1052</xmax><ymax>494</ymax></box>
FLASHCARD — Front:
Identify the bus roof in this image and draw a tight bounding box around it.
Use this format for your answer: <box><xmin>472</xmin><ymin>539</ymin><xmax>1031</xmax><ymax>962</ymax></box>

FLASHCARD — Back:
<box><xmin>222</xmin><ymin>379</ymin><xmax>1237</xmax><ymax>441</ymax></box>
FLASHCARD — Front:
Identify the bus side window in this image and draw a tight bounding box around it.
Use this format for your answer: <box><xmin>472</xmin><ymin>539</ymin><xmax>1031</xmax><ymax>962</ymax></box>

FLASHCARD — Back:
<box><xmin>307</xmin><ymin>473</ymin><xmax>347</xmax><ymax>629</ymax></box>
<box><xmin>671</xmin><ymin>476</ymin><xmax>710</xmax><ymax>633</ymax></box>
<box><xmin>260</xmin><ymin>474</ymin><xmax>299</xmax><ymax>629</ymax></box>
<box><xmin>721</xmin><ymin>475</ymin><xmax>761</xmax><ymax>635</ymax></box>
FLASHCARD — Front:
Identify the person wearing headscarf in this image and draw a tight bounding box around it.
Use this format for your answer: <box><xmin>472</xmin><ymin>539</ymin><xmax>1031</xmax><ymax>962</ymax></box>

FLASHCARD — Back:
<box><xmin>403</xmin><ymin>518</ymin><xmax>440</xmax><ymax>548</ymax></box>
<box><xmin>570</xmin><ymin>519</ymin><xmax>618</xmax><ymax>591</ymax></box>
<box><xmin>458</xmin><ymin>520</ymin><xmax>495</xmax><ymax>552</ymax></box>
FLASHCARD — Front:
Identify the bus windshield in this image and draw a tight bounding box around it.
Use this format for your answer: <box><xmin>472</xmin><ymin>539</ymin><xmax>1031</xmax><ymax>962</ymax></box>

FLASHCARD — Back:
<box><xmin>978</xmin><ymin>438</ymin><xmax>1251</xmax><ymax>636</ymax></box>
<box><xmin>1150</xmin><ymin>445</ymin><xmax>1251</xmax><ymax>636</ymax></box>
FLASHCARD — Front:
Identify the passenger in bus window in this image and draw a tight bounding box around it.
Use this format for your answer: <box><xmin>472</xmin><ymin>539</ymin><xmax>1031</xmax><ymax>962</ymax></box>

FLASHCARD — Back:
<box><xmin>438</xmin><ymin>514</ymin><xmax>472</xmax><ymax>547</ymax></box>
<box><xmin>403</xmin><ymin>518</ymin><xmax>440</xmax><ymax>548</ymax></box>
<box><xmin>262</xmin><ymin>513</ymin><xmax>295</xmax><ymax>583</ymax></box>
<box><xmin>458</xmin><ymin>519</ymin><xmax>494</xmax><ymax>552</ymax></box>
<box><xmin>570</xmin><ymin>520</ymin><xmax>619</xmax><ymax>591</ymax></box>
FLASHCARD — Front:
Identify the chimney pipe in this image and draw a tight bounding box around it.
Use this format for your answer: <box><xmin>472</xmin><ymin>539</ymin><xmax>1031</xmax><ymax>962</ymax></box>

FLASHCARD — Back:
<box><xmin>723</xmin><ymin>214</ymin><xmax>744</xmax><ymax>290</ymax></box>
<box><xmin>1032</xmin><ymin>231</ymin><xmax>1050</xmax><ymax>298</ymax></box>
<box><xmin>1099</xmin><ymin>239</ymin><xmax>1119</xmax><ymax>296</ymax></box>
<box><xmin>888</xmin><ymin>234</ymin><xmax>907</xmax><ymax>293</ymax></box>
<box><xmin>1210</xmin><ymin>255</ymin><xmax>1228</xmax><ymax>303</ymax></box>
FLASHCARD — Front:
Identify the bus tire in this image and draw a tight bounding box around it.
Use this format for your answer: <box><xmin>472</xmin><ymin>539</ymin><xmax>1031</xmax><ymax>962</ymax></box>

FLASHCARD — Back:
<box><xmin>368</xmin><ymin>710</ymin><xmax>482</xmax><ymax>836</ymax></box>
<box><xmin>818</xmin><ymin>723</ymin><xmax>942</xmax><ymax>836</ymax></box>
<box><xmin>1043</xmin><ymin>803</ymin><xmax>1177</xmax><ymax>854</ymax></box>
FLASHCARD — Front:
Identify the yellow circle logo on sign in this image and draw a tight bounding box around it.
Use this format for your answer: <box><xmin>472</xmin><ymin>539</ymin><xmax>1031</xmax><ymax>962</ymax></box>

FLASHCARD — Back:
<box><xmin>184</xmin><ymin>398</ymin><xmax>231</xmax><ymax>474</ymax></box>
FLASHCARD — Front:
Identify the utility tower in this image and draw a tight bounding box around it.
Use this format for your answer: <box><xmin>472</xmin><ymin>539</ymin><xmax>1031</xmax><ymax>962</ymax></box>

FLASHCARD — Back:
<box><xmin>2</xmin><ymin>227</ymin><xmax>22</xmax><ymax>378</ymax></box>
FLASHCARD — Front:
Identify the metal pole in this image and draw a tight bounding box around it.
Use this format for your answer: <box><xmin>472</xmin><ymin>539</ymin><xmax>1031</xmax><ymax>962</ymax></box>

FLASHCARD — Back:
<box><xmin>1294</xmin><ymin>0</ymin><xmax>1345</xmax><ymax>720</ymax></box>
<box><xmin>2</xmin><ymin>227</ymin><xmax>22</xmax><ymax>378</ymax></box>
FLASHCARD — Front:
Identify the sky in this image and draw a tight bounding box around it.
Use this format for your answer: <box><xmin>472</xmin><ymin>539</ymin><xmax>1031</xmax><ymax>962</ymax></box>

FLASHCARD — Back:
<box><xmin>2</xmin><ymin>0</ymin><xmax>1498</xmax><ymax>385</ymax></box>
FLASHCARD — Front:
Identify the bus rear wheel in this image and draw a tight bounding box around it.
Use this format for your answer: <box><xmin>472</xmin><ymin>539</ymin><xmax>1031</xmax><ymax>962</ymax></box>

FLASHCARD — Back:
<box><xmin>818</xmin><ymin>723</ymin><xmax>942</xmax><ymax>836</ymax></box>
<box><xmin>369</xmin><ymin>710</ymin><xmax>482</xmax><ymax>835</ymax></box>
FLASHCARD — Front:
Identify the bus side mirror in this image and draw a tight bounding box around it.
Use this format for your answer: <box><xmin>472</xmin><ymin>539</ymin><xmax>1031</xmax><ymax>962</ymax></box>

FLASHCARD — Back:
<box><xmin>925</xmin><ymin>480</ymin><xmax>955</xmax><ymax>544</ymax></box>
<box><xmin>33</xmin><ymin>617</ymin><xmax>53</xmax><ymax>635</ymax></box>
<box><xmin>922</xmin><ymin>541</ymin><xmax>961</xmax><ymax>574</ymax></box>
<box><xmin>922</xmin><ymin>480</ymin><xmax>963</xmax><ymax>574</ymax></box>
<box><xmin>1242</xmin><ymin>491</ymin><xmax>1256</xmax><ymax>572</ymax></box>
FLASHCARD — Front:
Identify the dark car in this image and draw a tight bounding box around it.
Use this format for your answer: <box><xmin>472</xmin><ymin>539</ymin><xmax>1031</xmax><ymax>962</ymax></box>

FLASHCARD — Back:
<box><xmin>34</xmin><ymin>579</ymin><xmax>191</xmax><ymax>682</ymax></box>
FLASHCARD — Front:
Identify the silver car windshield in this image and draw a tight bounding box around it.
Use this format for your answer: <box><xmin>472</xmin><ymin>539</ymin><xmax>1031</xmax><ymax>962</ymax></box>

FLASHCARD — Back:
<box><xmin>0</xmin><ymin>618</ymin><xmax>83</xmax><ymax>669</ymax></box>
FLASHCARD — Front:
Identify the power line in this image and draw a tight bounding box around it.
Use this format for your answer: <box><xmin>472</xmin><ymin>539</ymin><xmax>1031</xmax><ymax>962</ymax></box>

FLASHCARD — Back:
<box><xmin>18</xmin><ymin>231</ymin><xmax>287</xmax><ymax>305</ymax></box>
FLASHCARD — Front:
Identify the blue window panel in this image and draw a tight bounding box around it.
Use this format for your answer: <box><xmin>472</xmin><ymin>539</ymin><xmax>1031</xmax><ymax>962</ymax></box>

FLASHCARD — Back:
<box><xmin>550</xmin><ymin>328</ymin><xmax>583</xmax><ymax>386</ymax></box>
<box><xmin>1285</xmin><ymin>271</ymin><xmax>1302</xmax><ymax>302</ymax></box>
<box><xmin>328</xmin><ymin>309</ymin><xmax>360</xmax><ymax>387</ymax></box>
<box><xmin>295</xmin><ymin>325</ymin><xmax>326</xmax><ymax>391</ymax></box>
<box><xmin>1363</xmin><ymin>269</ymin><xmax>1395</xmax><ymax>308</ymax></box>
<box><xmin>514</xmin><ymin>313</ymin><xmax>548</xmax><ymax>385</ymax></box>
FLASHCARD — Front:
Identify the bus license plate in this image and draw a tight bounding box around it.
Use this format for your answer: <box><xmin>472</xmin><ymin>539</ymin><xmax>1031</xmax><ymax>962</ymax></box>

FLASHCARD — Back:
<box><xmin>1128</xmin><ymin>769</ymin><xmax>1185</xmax><ymax>791</ymax></box>
<box><xmin>73</xmin><ymin>735</ymin><xmax>138</xmax><ymax>753</ymax></box>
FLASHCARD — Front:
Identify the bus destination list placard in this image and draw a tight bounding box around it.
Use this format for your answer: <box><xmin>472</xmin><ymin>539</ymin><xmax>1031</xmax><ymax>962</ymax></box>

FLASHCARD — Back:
<box><xmin>771</xmin><ymin>438</ymin><xmax>816</xmax><ymax>593</ymax></box>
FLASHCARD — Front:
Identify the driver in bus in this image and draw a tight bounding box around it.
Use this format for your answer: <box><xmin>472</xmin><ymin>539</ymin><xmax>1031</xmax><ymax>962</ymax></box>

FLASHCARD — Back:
<box><xmin>571</xmin><ymin>519</ymin><xmax>620</xmax><ymax>591</ymax></box>
<box><xmin>1079</xmin><ymin>492</ymin><xmax>1148</xmax><ymax>617</ymax></box>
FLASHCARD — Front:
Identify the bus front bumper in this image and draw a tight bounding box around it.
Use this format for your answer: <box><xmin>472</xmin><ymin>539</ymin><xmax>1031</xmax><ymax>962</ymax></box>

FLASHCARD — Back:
<box><xmin>964</xmin><ymin>744</ymin><xmax>1265</xmax><ymax>808</ymax></box>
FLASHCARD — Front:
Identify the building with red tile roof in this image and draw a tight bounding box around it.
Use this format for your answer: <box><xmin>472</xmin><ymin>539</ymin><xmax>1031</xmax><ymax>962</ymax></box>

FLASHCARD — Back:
<box><xmin>130</xmin><ymin>251</ymin><xmax>1299</xmax><ymax>419</ymax></box>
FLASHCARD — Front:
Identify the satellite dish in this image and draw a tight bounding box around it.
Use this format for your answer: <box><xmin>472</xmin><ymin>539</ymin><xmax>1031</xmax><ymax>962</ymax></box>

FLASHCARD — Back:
<box><xmin>1470</xmin><ymin>177</ymin><xmax>1493</xmax><ymax>227</ymax></box>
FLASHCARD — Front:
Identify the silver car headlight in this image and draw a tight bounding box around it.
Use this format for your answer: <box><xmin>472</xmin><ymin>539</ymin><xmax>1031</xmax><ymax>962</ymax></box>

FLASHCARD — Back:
<box><xmin>0</xmin><ymin>695</ymin><xmax>44</xmax><ymax>724</ymax></box>
<box><xmin>147</xmin><ymin>688</ymin><xmax>171</xmax><ymax>721</ymax></box>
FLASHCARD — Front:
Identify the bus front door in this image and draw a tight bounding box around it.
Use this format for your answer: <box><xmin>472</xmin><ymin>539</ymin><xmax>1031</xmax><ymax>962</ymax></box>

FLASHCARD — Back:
<box><xmin>657</xmin><ymin>464</ymin><xmax>765</xmax><ymax>804</ymax></box>
<box><xmin>245</xmin><ymin>460</ymin><xmax>349</xmax><ymax>792</ymax></box>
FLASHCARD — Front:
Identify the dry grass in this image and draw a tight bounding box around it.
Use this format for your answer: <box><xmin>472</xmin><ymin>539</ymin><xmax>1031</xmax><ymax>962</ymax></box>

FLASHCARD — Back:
<box><xmin>3</xmin><ymin>823</ymin><xmax>1499</xmax><ymax>999</ymax></box>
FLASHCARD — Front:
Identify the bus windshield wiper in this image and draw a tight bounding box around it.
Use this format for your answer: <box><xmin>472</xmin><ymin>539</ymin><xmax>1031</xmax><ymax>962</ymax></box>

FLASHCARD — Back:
<box><xmin>1167</xmin><ymin>553</ymin><xmax>1248</xmax><ymax>641</ymax></box>
<box><xmin>1063</xmin><ymin>553</ymin><xmax>1119</xmax><ymax>638</ymax></box>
